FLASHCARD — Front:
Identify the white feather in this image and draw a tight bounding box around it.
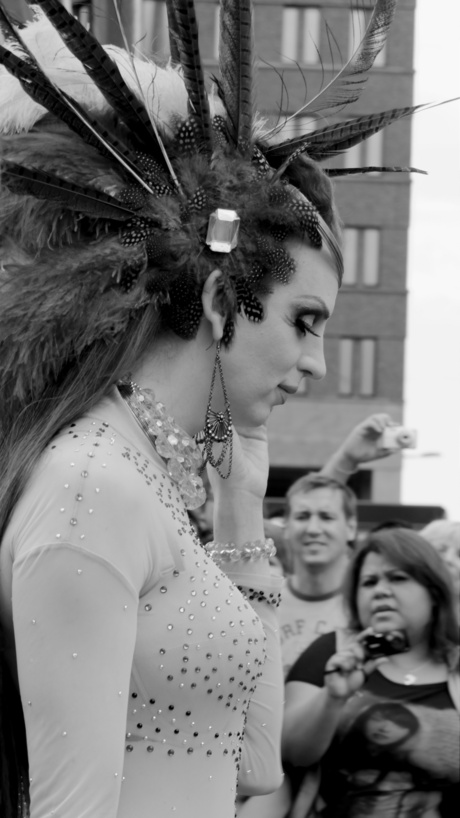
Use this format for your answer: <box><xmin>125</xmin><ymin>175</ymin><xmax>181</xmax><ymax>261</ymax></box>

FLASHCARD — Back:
<box><xmin>0</xmin><ymin>13</ymin><xmax>193</xmax><ymax>135</ymax></box>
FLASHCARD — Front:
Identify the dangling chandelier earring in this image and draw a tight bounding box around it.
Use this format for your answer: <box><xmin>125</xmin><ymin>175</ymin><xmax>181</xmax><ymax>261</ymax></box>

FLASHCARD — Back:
<box><xmin>197</xmin><ymin>341</ymin><xmax>233</xmax><ymax>478</ymax></box>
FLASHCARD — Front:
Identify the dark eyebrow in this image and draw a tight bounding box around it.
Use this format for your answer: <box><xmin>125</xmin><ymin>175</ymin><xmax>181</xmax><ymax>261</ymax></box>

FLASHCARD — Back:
<box><xmin>295</xmin><ymin>297</ymin><xmax>331</xmax><ymax>321</ymax></box>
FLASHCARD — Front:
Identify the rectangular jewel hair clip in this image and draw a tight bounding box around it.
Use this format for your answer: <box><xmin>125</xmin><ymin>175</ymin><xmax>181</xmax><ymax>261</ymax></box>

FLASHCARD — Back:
<box><xmin>206</xmin><ymin>209</ymin><xmax>240</xmax><ymax>253</ymax></box>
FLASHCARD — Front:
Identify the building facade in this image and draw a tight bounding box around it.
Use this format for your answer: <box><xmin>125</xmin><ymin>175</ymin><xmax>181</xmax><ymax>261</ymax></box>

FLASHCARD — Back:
<box><xmin>4</xmin><ymin>0</ymin><xmax>417</xmax><ymax>503</ymax></box>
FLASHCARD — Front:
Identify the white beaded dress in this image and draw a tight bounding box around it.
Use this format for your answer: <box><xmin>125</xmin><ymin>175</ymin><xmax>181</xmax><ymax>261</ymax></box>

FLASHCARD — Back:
<box><xmin>0</xmin><ymin>389</ymin><xmax>284</xmax><ymax>818</ymax></box>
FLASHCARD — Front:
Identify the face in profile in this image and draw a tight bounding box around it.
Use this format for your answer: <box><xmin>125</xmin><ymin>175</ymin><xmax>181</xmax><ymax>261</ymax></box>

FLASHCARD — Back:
<box><xmin>221</xmin><ymin>238</ymin><xmax>339</xmax><ymax>429</ymax></box>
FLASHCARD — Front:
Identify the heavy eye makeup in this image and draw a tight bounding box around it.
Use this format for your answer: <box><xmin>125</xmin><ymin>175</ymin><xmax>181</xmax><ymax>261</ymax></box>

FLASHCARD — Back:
<box><xmin>291</xmin><ymin>311</ymin><xmax>321</xmax><ymax>337</ymax></box>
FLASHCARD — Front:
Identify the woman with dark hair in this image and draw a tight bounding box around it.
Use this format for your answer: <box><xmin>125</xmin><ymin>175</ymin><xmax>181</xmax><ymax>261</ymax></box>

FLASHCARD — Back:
<box><xmin>283</xmin><ymin>528</ymin><xmax>460</xmax><ymax>817</ymax></box>
<box><xmin>0</xmin><ymin>2</ymin><xmax>436</xmax><ymax>817</ymax></box>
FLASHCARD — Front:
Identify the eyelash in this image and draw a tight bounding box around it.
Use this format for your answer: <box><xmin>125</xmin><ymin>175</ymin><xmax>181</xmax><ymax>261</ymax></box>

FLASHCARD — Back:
<box><xmin>361</xmin><ymin>573</ymin><xmax>409</xmax><ymax>588</ymax></box>
<box><xmin>295</xmin><ymin>318</ymin><xmax>320</xmax><ymax>338</ymax></box>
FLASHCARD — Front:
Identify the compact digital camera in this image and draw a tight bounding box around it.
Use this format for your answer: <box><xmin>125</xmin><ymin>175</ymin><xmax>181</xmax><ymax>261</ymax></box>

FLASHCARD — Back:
<box><xmin>379</xmin><ymin>426</ymin><xmax>417</xmax><ymax>450</ymax></box>
<box><xmin>362</xmin><ymin>629</ymin><xmax>409</xmax><ymax>661</ymax></box>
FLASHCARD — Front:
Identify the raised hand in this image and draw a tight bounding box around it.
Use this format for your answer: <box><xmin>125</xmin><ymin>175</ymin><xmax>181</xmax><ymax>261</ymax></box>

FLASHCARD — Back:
<box><xmin>324</xmin><ymin>629</ymin><xmax>387</xmax><ymax>700</ymax></box>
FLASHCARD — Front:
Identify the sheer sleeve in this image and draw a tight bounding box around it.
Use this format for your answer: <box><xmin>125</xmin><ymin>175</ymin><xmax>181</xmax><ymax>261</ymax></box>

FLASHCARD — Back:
<box><xmin>237</xmin><ymin>598</ymin><xmax>284</xmax><ymax>795</ymax></box>
<box><xmin>13</xmin><ymin>543</ymin><xmax>139</xmax><ymax>818</ymax></box>
<box><xmin>224</xmin><ymin>571</ymin><xmax>285</xmax><ymax>796</ymax></box>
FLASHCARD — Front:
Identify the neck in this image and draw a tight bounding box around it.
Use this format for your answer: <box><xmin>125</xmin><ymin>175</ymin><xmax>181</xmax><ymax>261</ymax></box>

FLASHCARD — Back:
<box><xmin>129</xmin><ymin>329</ymin><xmax>215</xmax><ymax>436</ymax></box>
<box><xmin>291</xmin><ymin>555</ymin><xmax>348</xmax><ymax>598</ymax></box>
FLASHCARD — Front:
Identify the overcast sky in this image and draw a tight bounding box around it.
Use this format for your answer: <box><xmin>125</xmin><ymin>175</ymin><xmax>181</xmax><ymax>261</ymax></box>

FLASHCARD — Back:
<box><xmin>401</xmin><ymin>0</ymin><xmax>460</xmax><ymax>517</ymax></box>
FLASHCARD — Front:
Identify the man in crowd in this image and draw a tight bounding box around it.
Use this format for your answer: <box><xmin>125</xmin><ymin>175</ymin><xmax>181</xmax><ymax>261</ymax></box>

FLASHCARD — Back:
<box><xmin>278</xmin><ymin>473</ymin><xmax>357</xmax><ymax>677</ymax></box>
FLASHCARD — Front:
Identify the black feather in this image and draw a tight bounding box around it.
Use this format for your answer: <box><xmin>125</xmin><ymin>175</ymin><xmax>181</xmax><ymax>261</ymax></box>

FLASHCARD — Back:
<box><xmin>165</xmin><ymin>1</ymin><xmax>212</xmax><ymax>151</ymax></box>
<box><xmin>326</xmin><ymin>166</ymin><xmax>427</xmax><ymax>177</ymax></box>
<box><xmin>27</xmin><ymin>0</ymin><xmax>168</xmax><ymax>161</ymax></box>
<box><xmin>266</xmin><ymin>0</ymin><xmax>397</xmax><ymax>138</ymax></box>
<box><xmin>0</xmin><ymin>44</ymin><xmax>143</xmax><ymax>176</ymax></box>
<box><xmin>2</xmin><ymin>162</ymin><xmax>136</xmax><ymax>220</ymax></box>
<box><xmin>219</xmin><ymin>0</ymin><xmax>254</xmax><ymax>149</ymax></box>
<box><xmin>299</xmin><ymin>105</ymin><xmax>427</xmax><ymax>161</ymax></box>
<box><xmin>264</xmin><ymin>103</ymin><xmax>430</xmax><ymax>179</ymax></box>
<box><xmin>165</xmin><ymin>1</ymin><xmax>181</xmax><ymax>65</ymax></box>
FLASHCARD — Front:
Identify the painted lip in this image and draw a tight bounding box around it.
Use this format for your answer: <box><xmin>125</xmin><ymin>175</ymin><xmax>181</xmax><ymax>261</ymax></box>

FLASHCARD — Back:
<box><xmin>275</xmin><ymin>386</ymin><xmax>298</xmax><ymax>405</ymax></box>
<box><xmin>279</xmin><ymin>384</ymin><xmax>299</xmax><ymax>395</ymax></box>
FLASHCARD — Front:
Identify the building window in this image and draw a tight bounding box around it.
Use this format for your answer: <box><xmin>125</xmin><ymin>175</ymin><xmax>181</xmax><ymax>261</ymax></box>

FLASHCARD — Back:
<box><xmin>342</xmin><ymin>228</ymin><xmax>380</xmax><ymax>287</ymax></box>
<box><xmin>339</xmin><ymin>338</ymin><xmax>377</xmax><ymax>397</ymax></box>
<box><xmin>338</xmin><ymin>338</ymin><xmax>354</xmax><ymax>395</ymax></box>
<box><xmin>362</xmin><ymin>229</ymin><xmax>380</xmax><ymax>286</ymax></box>
<box><xmin>342</xmin><ymin>228</ymin><xmax>359</xmax><ymax>286</ymax></box>
<box><xmin>348</xmin><ymin>8</ymin><xmax>387</xmax><ymax>67</ymax></box>
<box><xmin>281</xmin><ymin>6</ymin><xmax>321</xmax><ymax>65</ymax></box>
<box><xmin>119</xmin><ymin>1</ymin><xmax>169</xmax><ymax>56</ymax></box>
<box><xmin>294</xmin><ymin>115</ymin><xmax>317</xmax><ymax>136</ymax></box>
<box><xmin>213</xmin><ymin>2</ymin><xmax>220</xmax><ymax>60</ymax></box>
<box><xmin>343</xmin><ymin>130</ymin><xmax>383</xmax><ymax>173</ymax></box>
<box><xmin>359</xmin><ymin>338</ymin><xmax>376</xmax><ymax>396</ymax></box>
<box><xmin>72</xmin><ymin>2</ymin><xmax>92</xmax><ymax>28</ymax></box>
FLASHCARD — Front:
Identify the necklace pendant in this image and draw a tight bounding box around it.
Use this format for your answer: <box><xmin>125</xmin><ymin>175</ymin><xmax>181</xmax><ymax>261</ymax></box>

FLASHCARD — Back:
<box><xmin>403</xmin><ymin>673</ymin><xmax>417</xmax><ymax>685</ymax></box>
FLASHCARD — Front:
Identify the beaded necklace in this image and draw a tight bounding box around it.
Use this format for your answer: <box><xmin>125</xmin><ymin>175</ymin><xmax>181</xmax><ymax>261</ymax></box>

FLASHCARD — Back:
<box><xmin>118</xmin><ymin>381</ymin><xmax>207</xmax><ymax>510</ymax></box>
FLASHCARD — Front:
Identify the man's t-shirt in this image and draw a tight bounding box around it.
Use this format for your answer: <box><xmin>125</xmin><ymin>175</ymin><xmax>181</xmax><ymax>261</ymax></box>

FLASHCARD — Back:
<box><xmin>287</xmin><ymin>632</ymin><xmax>460</xmax><ymax>818</ymax></box>
<box><xmin>278</xmin><ymin>579</ymin><xmax>346</xmax><ymax>677</ymax></box>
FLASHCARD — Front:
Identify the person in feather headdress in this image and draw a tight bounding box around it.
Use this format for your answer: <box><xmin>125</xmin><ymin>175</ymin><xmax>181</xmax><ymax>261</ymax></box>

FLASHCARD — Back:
<box><xmin>0</xmin><ymin>2</ymin><xmax>434</xmax><ymax>817</ymax></box>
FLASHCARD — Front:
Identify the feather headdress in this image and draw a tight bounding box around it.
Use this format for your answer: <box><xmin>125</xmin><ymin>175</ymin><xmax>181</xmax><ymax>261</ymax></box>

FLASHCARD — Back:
<box><xmin>0</xmin><ymin>0</ymin><xmax>427</xmax><ymax>407</ymax></box>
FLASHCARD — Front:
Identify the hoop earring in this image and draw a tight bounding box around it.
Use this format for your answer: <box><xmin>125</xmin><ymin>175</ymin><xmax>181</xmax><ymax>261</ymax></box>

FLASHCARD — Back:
<box><xmin>197</xmin><ymin>341</ymin><xmax>233</xmax><ymax>478</ymax></box>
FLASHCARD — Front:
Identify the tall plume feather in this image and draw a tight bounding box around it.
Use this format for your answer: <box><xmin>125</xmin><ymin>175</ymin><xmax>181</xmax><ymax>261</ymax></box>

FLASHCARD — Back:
<box><xmin>165</xmin><ymin>1</ymin><xmax>181</xmax><ymax>66</ymax></box>
<box><xmin>265</xmin><ymin>104</ymin><xmax>426</xmax><ymax>165</ymax></box>
<box><xmin>302</xmin><ymin>105</ymin><xmax>426</xmax><ymax>160</ymax></box>
<box><xmin>0</xmin><ymin>43</ymin><xmax>143</xmax><ymax>176</ymax></box>
<box><xmin>326</xmin><ymin>165</ymin><xmax>427</xmax><ymax>177</ymax></box>
<box><xmin>165</xmin><ymin>1</ymin><xmax>212</xmax><ymax>151</ymax></box>
<box><xmin>26</xmin><ymin>0</ymin><xmax>169</xmax><ymax>166</ymax></box>
<box><xmin>2</xmin><ymin>162</ymin><xmax>136</xmax><ymax>220</ymax></box>
<box><xmin>264</xmin><ymin>100</ymin><xmax>458</xmax><ymax>174</ymax></box>
<box><xmin>219</xmin><ymin>0</ymin><xmax>254</xmax><ymax>150</ymax></box>
<box><xmin>267</xmin><ymin>0</ymin><xmax>397</xmax><ymax>136</ymax></box>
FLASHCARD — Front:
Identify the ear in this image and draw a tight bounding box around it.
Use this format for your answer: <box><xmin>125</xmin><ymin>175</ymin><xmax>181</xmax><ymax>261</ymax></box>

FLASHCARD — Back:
<box><xmin>201</xmin><ymin>269</ymin><xmax>226</xmax><ymax>342</ymax></box>
<box><xmin>346</xmin><ymin>515</ymin><xmax>358</xmax><ymax>544</ymax></box>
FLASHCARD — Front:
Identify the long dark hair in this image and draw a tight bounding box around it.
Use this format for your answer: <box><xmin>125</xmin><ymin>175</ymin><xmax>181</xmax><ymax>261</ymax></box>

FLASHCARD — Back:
<box><xmin>343</xmin><ymin>528</ymin><xmax>459</xmax><ymax>667</ymax></box>
<box><xmin>0</xmin><ymin>303</ymin><xmax>160</xmax><ymax>817</ymax></box>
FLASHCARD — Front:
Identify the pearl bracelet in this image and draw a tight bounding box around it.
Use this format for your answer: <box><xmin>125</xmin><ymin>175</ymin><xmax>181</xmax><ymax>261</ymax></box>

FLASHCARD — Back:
<box><xmin>203</xmin><ymin>537</ymin><xmax>276</xmax><ymax>564</ymax></box>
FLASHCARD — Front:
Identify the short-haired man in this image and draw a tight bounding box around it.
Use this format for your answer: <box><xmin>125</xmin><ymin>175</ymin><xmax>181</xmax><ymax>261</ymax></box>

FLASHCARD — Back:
<box><xmin>279</xmin><ymin>474</ymin><xmax>357</xmax><ymax>676</ymax></box>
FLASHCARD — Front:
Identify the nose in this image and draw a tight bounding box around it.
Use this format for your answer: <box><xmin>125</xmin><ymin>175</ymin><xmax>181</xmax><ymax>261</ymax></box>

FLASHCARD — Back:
<box><xmin>305</xmin><ymin>514</ymin><xmax>321</xmax><ymax>534</ymax></box>
<box><xmin>373</xmin><ymin>578</ymin><xmax>393</xmax><ymax>597</ymax></box>
<box><xmin>298</xmin><ymin>336</ymin><xmax>327</xmax><ymax>381</ymax></box>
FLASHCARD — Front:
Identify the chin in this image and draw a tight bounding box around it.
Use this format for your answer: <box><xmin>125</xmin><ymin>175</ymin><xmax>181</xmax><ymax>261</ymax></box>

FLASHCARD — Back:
<box><xmin>233</xmin><ymin>403</ymin><xmax>270</xmax><ymax>429</ymax></box>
